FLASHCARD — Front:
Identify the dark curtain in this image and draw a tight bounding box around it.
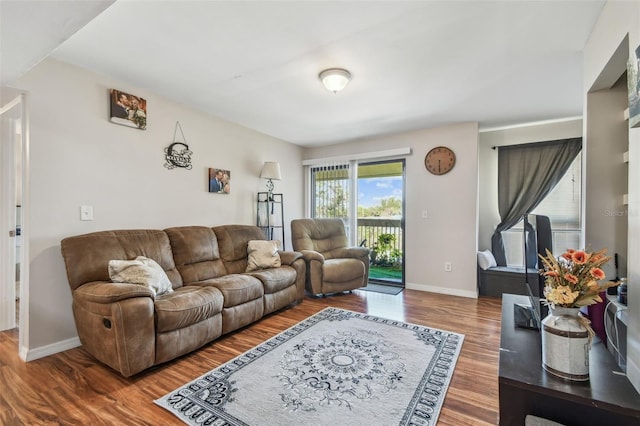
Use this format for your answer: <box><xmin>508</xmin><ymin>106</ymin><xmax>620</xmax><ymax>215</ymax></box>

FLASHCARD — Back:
<box><xmin>491</xmin><ymin>138</ymin><xmax>582</xmax><ymax>266</ymax></box>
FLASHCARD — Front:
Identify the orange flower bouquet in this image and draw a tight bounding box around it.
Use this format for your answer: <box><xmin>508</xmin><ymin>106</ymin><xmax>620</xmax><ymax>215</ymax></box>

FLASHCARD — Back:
<box><xmin>538</xmin><ymin>248</ymin><xmax>619</xmax><ymax>308</ymax></box>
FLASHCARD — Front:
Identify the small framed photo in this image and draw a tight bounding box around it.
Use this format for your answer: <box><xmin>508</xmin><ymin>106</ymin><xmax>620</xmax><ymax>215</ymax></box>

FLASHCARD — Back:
<box><xmin>209</xmin><ymin>168</ymin><xmax>231</xmax><ymax>194</ymax></box>
<box><xmin>109</xmin><ymin>89</ymin><xmax>147</xmax><ymax>129</ymax></box>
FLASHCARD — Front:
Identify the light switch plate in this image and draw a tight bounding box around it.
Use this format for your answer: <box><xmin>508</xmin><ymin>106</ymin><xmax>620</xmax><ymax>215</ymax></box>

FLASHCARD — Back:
<box><xmin>80</xmin><ymin>205</ymin><xmax>93</xmax><ymax>221</ymax></box>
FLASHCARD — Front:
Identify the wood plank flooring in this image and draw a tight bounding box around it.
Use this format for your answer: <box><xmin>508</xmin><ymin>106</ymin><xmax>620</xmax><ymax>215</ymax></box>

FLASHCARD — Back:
<box><xmin>0</xmin><ymin>289</ymin><xmax>502</xmax><ymax>425</ymax></box>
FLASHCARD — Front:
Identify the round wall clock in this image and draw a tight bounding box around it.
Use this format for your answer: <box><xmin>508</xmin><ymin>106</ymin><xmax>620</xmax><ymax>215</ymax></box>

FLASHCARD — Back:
<box><xmin>424</xmin><ymin>146</ymin><xmax>456</xmax><ymax>175</ymax></box>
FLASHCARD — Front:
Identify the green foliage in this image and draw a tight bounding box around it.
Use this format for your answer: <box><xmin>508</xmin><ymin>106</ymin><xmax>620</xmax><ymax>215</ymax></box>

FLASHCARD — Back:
<box><xmin>371</xmin><ymin>233</ymin><xmax>402</xmax><ymax>268</ymax></box>
<box><xmin>369</xmin><ymin>266</ymin><xmax>403</xmax><ymax>280</ymax></box>
<box><xmin>358</xmin><ymin>197</ymin><xmax>402</xmax><ymax>218</ymax></box>
<box><xmin>315</xmin><ymin>180</ymin><xmax>349</xmax><ymax>218</ymax></box>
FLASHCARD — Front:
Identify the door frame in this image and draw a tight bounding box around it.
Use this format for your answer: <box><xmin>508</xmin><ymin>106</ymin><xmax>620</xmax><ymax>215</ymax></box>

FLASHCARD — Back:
<box><xmin>0</xmin><ymin>93</ymin><xmax>30</xmax><ymax>360</ymax></box>
<box><xmin>357</xmin><ymin>158</ymin><xmax>406</xmax><ymax>287</ymax></box>
<box><xmin>305</xmin><ymin>157</ymin><xmax>406</xmax><ymax>287</ymax></box>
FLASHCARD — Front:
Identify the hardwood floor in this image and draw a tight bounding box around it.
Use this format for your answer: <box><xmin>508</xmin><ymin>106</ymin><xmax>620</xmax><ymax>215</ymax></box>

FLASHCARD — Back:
<box><xmin>0</xmin><ymin>289</ymin><xmax>502</xmax><ymax>425</ymax></box>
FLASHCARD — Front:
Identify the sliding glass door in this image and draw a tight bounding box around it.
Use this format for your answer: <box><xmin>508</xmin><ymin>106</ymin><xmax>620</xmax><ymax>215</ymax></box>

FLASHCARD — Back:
<box><xmin>309</xmin><ymin>159</ymin><xmax>405</xmax><ymax>287</ymax></box>
<box><xmin>357</xmin><ymin>160</ymin><xmax>405</xmax><ymax>286</ymax></box>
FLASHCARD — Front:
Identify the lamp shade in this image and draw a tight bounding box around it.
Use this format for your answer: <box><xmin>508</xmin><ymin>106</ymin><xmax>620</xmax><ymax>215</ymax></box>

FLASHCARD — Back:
<box><xmin>319</xmin><ymin>68</ymin><xmax>351</xmax><ymax>93</ymax></box>
<box><xmin>260</xmin><ymin>161</ymin><xmax>281</xmax><ymax>180</ymax></box>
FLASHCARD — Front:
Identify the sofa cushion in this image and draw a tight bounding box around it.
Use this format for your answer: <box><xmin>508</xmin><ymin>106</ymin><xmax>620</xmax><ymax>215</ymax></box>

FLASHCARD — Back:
<box><xmin>247</xmin><ymin>266</ymin><xmax>297</xmax><ymax>294</ymax></box>
<box><xmin>195</xmin><ymin>274</ymin><xmax>264</xmax><ymax>308</ymax></box>
<box><xmin>477</xmin><ymin>249</ymin><xmax>497</xmax><ymax>270</ymax></box>
<box><xmin>108</xmin><ymin>256</ymin><xmax>174</xmax><ymax>297</ymax></box>
<box><xmin>246</xmin><ymin>240</ymin><xmax>281</xmax><ymax>272</ymax></box>
<box><xmin>165</xmin><ymin>226</ymin><xmax>228</xmax><ymax>283</ymax></box>
<box><xmin>290</xmin><ymin>218</ymin><xmax>348</xmax><ymax>259</ymax></box>
<box><xmin>213</xmin><ymin>225</ymin><xmax>268</xmax><ymax>274</ymax></box>
<box><xmin>154</xmin><ymin>286</ymin><xmax>223</xmax><ymax>333</ymax></box>
<box><xmin>61</xmin><ymin>229</ymin><xmax>183</xmax><ymax>291</ymax></box>
<box><xmin>323</xmin><ymin>258</ymin><xmax>365</xmax><ymax>282</ymax></box>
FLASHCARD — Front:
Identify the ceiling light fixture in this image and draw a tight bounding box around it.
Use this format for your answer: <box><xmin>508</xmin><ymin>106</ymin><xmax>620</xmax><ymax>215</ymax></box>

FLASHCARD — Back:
<box><xmin>319</xmin><ymin>68</ymin><xmax>351</xmax><ymax>93</ymax></box>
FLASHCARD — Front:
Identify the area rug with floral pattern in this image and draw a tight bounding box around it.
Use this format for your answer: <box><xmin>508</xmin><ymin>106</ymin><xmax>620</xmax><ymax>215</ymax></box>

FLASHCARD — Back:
<box><xmin>155</xmin><ymin>307</ymin><xmax>464</xmax><ymax>426</ymax></box>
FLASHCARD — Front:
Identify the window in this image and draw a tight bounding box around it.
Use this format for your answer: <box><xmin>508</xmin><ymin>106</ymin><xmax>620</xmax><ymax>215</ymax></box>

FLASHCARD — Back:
<box><xmin>310</xmin><ymin>162</ymin><xmax>350</xmax><ymax>220</ymax></box>
<box><xmin>503</xmin><ymin>152</ymin><xmax>582</xmax><ymax>266</ymax></box>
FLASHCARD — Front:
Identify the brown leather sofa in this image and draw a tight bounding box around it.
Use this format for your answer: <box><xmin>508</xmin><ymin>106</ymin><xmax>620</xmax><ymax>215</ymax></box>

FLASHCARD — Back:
<box><xmin>291</xmin><ymin>218</ymin><xmax>370</xmax><ymax>296</ymax></box>
<box><xmin>60</xmin><ymin>224</ymin><xmax>305</xmax><ymax>377</ymax></box>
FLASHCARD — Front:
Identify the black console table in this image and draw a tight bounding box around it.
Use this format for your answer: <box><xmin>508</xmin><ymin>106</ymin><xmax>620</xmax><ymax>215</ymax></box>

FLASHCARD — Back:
<box><xmin>499</xmin><ymin>294</ymin><xmax>640</xmax><ymax>425</ymax></box>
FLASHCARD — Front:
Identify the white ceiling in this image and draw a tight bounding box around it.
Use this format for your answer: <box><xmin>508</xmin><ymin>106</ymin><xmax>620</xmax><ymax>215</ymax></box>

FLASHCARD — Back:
<box><xmin>2</xmin><ymin>1</ymin><xmax>605</xmax><ymax>147</ymax></box>
<box><xmin>0</xmin><ymin>0</ymin><xmax>115</xmax><ymax>87</ymax></box>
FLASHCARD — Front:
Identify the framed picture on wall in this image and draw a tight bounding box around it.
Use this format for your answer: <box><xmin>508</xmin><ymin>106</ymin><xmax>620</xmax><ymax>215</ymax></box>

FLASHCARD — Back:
<box><xmin>209</xmin><ymin>168</ymin><xmax>231</xmax><ymax>194</ymax></box>
<box><xmin>628</xmin><ymin>44</ymin><xmax>640</xmax><ymax>128</ymax></box>
<box><xmin>109</xmin><ymin>89</ymin><xmax>147</xmax><ymax>130</ymax></box>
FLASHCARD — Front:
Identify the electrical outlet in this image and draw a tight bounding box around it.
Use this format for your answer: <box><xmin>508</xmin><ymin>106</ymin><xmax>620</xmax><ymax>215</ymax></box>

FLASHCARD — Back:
<box><xmin>422</xmin><ymin>210</ymin><xmax>428</xmax><ymax>218</ymax></box>
<box><xmin>444</xmin><ymin>262</ymin><xmax>452</xmax><ymax>272</ymax></box>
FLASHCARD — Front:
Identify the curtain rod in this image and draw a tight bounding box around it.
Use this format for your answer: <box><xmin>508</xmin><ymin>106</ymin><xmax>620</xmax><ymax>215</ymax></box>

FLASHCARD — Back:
<box><xmin>480</xmin><ymin>116</ymin><xmax>581</xmax><ymax>133</ymax></box>
<box><xmin>491</xmin><ymin>137</ymin><xmax>582</xmax><ymax>151</ymax></box>
<box><xmin>302</xmin><ymin>147</ymin><xmax>411</xmax><ymax>166</ymax></box>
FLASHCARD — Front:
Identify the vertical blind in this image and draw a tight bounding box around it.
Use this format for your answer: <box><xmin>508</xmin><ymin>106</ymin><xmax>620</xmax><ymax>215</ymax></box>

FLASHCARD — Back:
<box><xmin>310</xmin><ymin>161</ymin><xmax>350</xmax><ymax>219</ymax></box>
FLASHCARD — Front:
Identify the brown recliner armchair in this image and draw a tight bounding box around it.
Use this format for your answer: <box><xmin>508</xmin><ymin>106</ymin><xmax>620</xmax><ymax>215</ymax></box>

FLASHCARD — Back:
<box><xmin>291</xmin><ymin>218</ymin><xmax>370</xmax><ymax>296</ymax></box>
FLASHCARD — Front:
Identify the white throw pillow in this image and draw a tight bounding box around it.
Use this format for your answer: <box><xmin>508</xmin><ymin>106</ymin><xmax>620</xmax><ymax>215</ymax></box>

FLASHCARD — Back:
<box><xmin>246</xmin><ymin>240</ymin><xmax>281</xmax><ymax>272</ymax></box>
<box><xmin>108</xmin><ymin>256</ymin><xmax>174</xmax><ymax>297</ymax></box>
<box><xmin>477</xmin><ymin>250</ymin><xmax>497</xmax><ymax>270</ymax></box>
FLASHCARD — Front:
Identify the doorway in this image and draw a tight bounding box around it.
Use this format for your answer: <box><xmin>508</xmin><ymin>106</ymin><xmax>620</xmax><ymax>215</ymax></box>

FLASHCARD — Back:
<box><xmin>357</xmin><ymin>160</ymin><xmax>405</xmax><ymax>287</ymax></box>
<box><xmin>308</xmin><ymin>158</ymin><xmax>406</xmax><ymax>288</ymax></box>
<box><xmin>1</xmin><ymin>94</ymin><xmax>27</xmax><ymax>343</ymax></box>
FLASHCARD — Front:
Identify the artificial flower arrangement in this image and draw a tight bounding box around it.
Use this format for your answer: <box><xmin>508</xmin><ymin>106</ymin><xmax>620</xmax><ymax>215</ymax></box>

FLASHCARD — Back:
<box><xmin>130</xmin><ymin>107</ymin><xmax>146</xmax><ymax>129</ymax></box>
<box><xmin>538</xmin><ymin>248</ymin><xmax>619</xmax><ymax>308</ymax></box>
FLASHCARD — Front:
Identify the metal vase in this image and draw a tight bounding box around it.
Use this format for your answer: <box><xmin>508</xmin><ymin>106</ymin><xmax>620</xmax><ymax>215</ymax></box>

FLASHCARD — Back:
<box><xmin>541</xmin><ymin>306</ymin><xmax>590</xmax><ymax>381</ymax></box>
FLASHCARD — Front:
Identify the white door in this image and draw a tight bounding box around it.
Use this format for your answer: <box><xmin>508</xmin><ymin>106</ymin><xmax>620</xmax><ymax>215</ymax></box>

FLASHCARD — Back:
<box><xmin>0</xmin><ymin>95</ymin><xmax>24</xmax><ymax>332</ymax></box>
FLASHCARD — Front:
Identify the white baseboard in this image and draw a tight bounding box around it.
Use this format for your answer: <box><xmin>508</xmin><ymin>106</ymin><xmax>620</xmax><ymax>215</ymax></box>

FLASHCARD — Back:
<box><xmin>23</xmin><ymin>336</ymin><xmax>81</xmax><ymax>362</ymax></box>
<box><xmin>405</xmin><ymin>282</ymin><xmax>478</xmax><ymax>299</ymax></box>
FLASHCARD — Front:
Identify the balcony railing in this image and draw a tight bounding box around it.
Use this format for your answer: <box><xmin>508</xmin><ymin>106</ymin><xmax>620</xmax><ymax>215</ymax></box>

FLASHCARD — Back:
<box><xmin>356</xmin><ymin>218</ymin><xmax>403</xmax><ymax>282</ymax></box>
<box><xmin>356</xmin><ymin>218</ymin><xmax>403</xmax><ymax>252</ymax></box>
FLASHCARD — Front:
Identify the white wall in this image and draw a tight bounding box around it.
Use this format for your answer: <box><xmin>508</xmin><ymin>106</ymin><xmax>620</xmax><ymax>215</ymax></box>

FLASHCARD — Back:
<box><xmin>585</xmin><ymin>76</ymin><xmax>629</xmax><ymax>278</ymax></box>
<box><xmin>478</xmin><ymin>119</ymin><xmax>583</xmax><ymax>252</ymax></box>
<box><xmin>304</xmin><ymin>122</ymin><xmax>479</xmax><ymax>298</ymax></box>
<box><xmin>583</xmin><ymin>0</ymin><xmax>640</xmax><ymax>393</ymax></box>
<box><xmin>15</xmin><ymin>59</ymin><xmax>304</xmax><ymax>355</ymax></box>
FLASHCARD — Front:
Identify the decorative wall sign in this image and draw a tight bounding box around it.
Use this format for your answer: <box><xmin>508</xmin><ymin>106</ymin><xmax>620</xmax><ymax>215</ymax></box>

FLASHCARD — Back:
<box><xmin>164</xmin><ymin>121</ymin><xmax>193</xmax><ymax>170</ymax></box>
<box><xmin>209</xmin><ymin>168</ymin><xmax>231</xmax><ymax>194</ymax></box>
<box><xmin>628</xmin><ymin>44</ymin><xmax>640</xmax><ymax>128</ymax></box>
<box><xmin>164</xmin><ymin>142</ymin><xmax>193</xmax><ymax>169</ymax></box>
<box><xmin>109</xmin><ymin>89</ymin><xmax>147</xmax><ymax>129</ymax></box>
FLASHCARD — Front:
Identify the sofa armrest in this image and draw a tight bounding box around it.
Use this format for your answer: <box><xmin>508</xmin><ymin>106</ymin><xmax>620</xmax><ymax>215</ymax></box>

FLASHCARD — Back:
<box><xmin>289</xmin><ymin>257</ymin><xmax>307</xmax><ymax>302</ymax></box>
<box><xmin>335</xmin><ymin>247</ymin><xmax>371</xmax><ymax>260</ymax></box>
<box><xmin>300</xmin><ymin>250</ymin><xmax>325</xmax><ymax>263</ymax></box>
<box><xmin>73</xmin><ymin>281</ymin><xmax>155</xmax><ymax>304</ymax></box>
<box><xmin>278</xmin><ymin>250</ymin><xmax>303</xmax><ymax>266</ymax></box>
<box><xmin>72</xmin><ymin>281</ymin><xmax>156</xmax><ymax>377</ymax></box>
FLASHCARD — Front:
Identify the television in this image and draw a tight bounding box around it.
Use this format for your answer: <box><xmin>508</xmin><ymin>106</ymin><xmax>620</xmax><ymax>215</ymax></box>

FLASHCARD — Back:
<box><xmin>514</xmin><ymin>280</ymin><xmax>543</xmax><ymax>330</ymax></box>
<box><xmin>514</xmin><ymin>213</ymin><xmax>551</xmax><ymax>330</ymax></box>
